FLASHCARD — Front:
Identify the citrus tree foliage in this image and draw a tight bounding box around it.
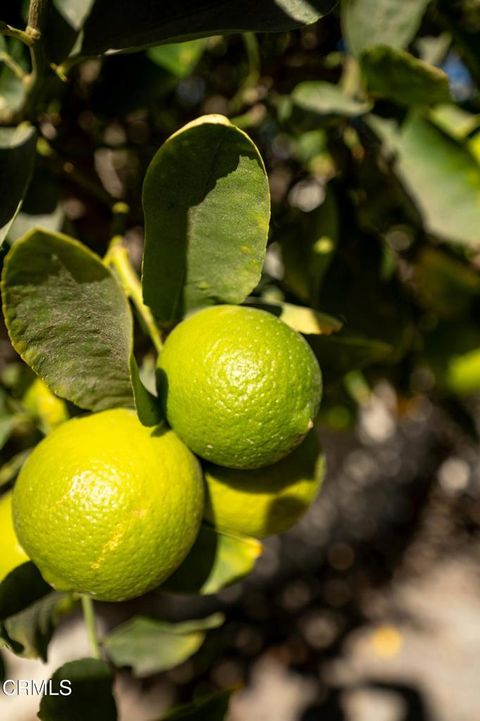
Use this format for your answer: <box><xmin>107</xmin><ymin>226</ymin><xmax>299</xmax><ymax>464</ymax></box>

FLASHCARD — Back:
<box><xmin>1</xmin><ymin>0</ymin><xmax>480</xmax><ymax>717</ymax></box>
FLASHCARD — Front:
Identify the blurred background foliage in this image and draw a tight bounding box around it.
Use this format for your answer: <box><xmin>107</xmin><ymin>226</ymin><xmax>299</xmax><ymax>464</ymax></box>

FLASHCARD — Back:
<box><xmin>1</xmin><ymin>1</ymin><xmax>480</xmax><ymax>720</ymax></box>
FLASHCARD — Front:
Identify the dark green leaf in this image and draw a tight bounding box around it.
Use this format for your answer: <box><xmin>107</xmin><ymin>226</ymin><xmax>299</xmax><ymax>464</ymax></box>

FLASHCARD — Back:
<box><xmin>148</xmin><ymin>39</ymin><xmax>207</xmax><ymax>78</ymax></box>
<box><xmin>342</xmin><ymin>0</ymin><xmax>431</xmax><ymax>57</ymax></box>
<box><xmin>395</xmin><ymin>115</ymin><xmax>480</xmax><ymax>249</ymax></box>
<box><xmin>143</xmin><ymin>115</ymin><xmax>270</xmax><ymax>324</ymax></box>
<box><xmin>0</xmin><ymin>125</ymin><xmax>37</xmax><ymax>245</ymax></box>
<box><xmin>292</xmin><ymin>81</ymin><xmax>371</xmax><ymax>118</ymax></box>
<box><xmin>161</xmin><ymin>690</ymin><xmax>232</xmax><ymax>721</ymax></box>
<box><xmin>130</xmin><ymin>355</ymin><xmax>163</xmax><ymax>427</ymax></box>
<box><xmin>413</xmin><ymin>247</ymin><xmax>480</xmax><ymax>317</ymax></box>
<box><xmin>308</xmin><ymin>334</ymin><xmax>393</xmax><ymax>384</ymax></box>
<box><xmin>104</xmin><ymin>613</ymin><xmax>224</xmax><ymax>677</ymax></box>
<box><xmin>73</xmin><ymin>1</ymin><xmax>337</xmax><ymax>58</ymax></box>
<box><xmin>278</xmin><ymin>188</ymin><xmax>339</xmax><ymax>304</ymax></box>
<box><xmin>0</xmin><ymin>593</ymin><xmax>76</xmax><ymax>660</ymax></box>
<box><xmin>0</xmin><ymin>563</ymin><xmax>51</xmax><ymax>622</ymax></box>
<box><xmin>163</xmin><ymin>524</ymin><xmax>262</xmax><ymax>595</ymax></box>
<box><xmin>1</xmin><ymin>229</ymin><xmax>134</xmax><ymax>411</ymax></box>
<box><xmin>38</xmin><ymin>658</ymin><xmax>118</xmax><ymax>721</ymax></box>
<box><xmin>361</xmin><ymin>45</ymin><xmax>451</xmax><ymax>106</ymax></box>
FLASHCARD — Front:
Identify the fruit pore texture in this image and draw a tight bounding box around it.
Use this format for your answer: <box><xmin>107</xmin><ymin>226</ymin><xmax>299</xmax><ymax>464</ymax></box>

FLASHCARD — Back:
<box><xmin>13</xmin><ymin>409</ymin><xmax>204</xmax><ymax>601</ymax></box>
<box><xmin>158</xmin><ymin>305</ymin><xmax>322</xmax><ymax>469</ymax></box>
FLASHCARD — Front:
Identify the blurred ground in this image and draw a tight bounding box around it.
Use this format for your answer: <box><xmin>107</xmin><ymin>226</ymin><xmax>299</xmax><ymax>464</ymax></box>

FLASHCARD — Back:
<box><xmin>2</xmin><ymin>383</ymin><xmax>480</xmax><ymax>721</ymax></box>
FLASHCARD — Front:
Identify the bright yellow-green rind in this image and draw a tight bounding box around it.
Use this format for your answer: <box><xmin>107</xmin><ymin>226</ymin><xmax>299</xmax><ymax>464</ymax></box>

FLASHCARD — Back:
<box><xmin>0</xmin><ymin>491</ymin><xmax>29</xmax><ymax>581</ymax></box>
<box><xmin>204</xmin><ymin>430</ymin><xmax>325</xmax><ymax>538</ymax></box>
<box><xmin>158</xmin><ymin>305</ymin><xmax>322</xmax><ymax>469</ymax></box>
<box><xmin>13</xmin><ymin>409</ymin><xmax>204</xmax><ymax>602</ymax></box>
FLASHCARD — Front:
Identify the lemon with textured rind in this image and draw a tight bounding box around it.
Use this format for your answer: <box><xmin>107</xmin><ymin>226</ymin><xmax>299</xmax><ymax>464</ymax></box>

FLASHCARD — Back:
<box><xmin>158</xmin><ymin>305</ymin><xmax>322</xmax><ymax>469</ymax></box>
<box><xmin>204</xmin><ymin>430</ymin><xmax>325</xmax><ymax>538</ymax></box>
<box><xmin>13</xmin><ymin>409</ymin><xmax>204</xmax><ymax>602</ymax></box>
<box><xmin>0</xmin><ymin>491</ymin><xmax>29</xmax><ymax>581</ymax></box>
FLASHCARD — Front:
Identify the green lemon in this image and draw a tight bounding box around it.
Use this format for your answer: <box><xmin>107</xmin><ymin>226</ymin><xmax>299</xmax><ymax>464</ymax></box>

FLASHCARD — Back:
<box><xmin>204</xmin><ymin>430</ymin><xmax>325</xmax><ymax>538</ymax></box>
<box><xmin>0</xmin><ymin>491</ymin><xmax>29</xmax><ymax>581</ymax></box>
<box><xmin>158</xmin><ymin>305</ymin><xmax>322</xmax><ymax>469</ymax></box>
<box><xmin>13</xmin><ymin>409</ymin><xmax>204</xmax><ymax>602</ymax></box>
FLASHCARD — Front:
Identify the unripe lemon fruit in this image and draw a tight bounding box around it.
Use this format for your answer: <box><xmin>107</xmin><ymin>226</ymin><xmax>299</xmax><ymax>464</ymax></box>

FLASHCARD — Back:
<box><xmin>13</xmin><ymin>409</ymin><xmax>204</xmax><ymax>602</ymax></box>
<box><xmin>204</xmin><ymin>430</ymin><xmax>325</xmax><ymax>538</ymax></box>
<box><xmin>0</xmin><ymin>491</ymin><xmax>29</xmax><ymax>581</ymax></box>
<box><xmin>158</xmin><ymin>305</ymin><xmax>322</xmax><ymax>469</ymax></box>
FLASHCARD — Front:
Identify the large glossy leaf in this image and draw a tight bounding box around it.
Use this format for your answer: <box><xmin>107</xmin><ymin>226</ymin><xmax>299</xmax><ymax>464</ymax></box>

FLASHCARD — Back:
<box><xmin>361</xmin><ymin>45</ymin><xmax>451</xmax><ymax>106</ymax></box>
<box><xmin>161</xmin><ymin>690</ymin><xmax>232</xmax><ymax>721</ymax></box>
<box><xmin>1</xmin><ymin>229</ymin><xmax>134</xmax><ymax>411</ymax></box>
<box><xmin>162</xmin><ymin>524</ymin><xmax>262</xmax><ymax>595</ymax></box>
<box><xmin>342</xmin><ymin>0</ymin><xmax>431</xmax><ymax>57</ymax></box>
<box><xmin>395</xmin><ymin>115</ymin><xmax>480</xmax><ymax>249</ymax></box>
<box><xmin>0</xmin><ymin>126</ymin><xmax>37</xmax><ymax>245</ymax></box>
<box><xmin>0</xmin><ymin>593</ymin><xmax>76</xmax><ymax>660</ymax></box>
<box><xmin>38</xmin><ymin>658</ymin><xmax>118</xmax><ymax>721</ymax></box>
<box><xmin>104</xmin><ymin>613</ymin><xmax>224</xmax><ymax>678</ymax></box>
<box><xmin>72</xmin><ymin>1</ymin><xmax>337</xmax><ymax>57</ymax></box>
<box><xmin>143</xmin><ymin>115</ymin><xmax>270</xmax><ymax>324</ymax></box>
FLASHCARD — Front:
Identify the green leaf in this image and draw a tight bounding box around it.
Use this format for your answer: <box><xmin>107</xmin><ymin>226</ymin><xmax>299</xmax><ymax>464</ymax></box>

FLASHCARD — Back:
<box><xmin>0</xmin><ymin>125</ymin><xmax>37</xmax><ymax>245</ymax></box>
<box><xmin>104</xmin><ymin>613</ymin><xmax>224</xmax><ymax>678</ymax></box>
<box><xmin>1</xmin><ymin>229</ymin><xmax>134</xmax><ymax>411</ymax></box>
<box><xmin>292</xmin><ymin>81</ymin><xmax>371</xmax><ymax>118</ymax></box>
<box><xmin>278</xmin><ymin>187</ymin><xmax>339</xmax><ymax>304</ymax></box>
<box><xmin>73</xmin><ymin>1</ymin><xmax>337</xmax><ymax>58</ymax></box>
<box><xmin>0</xmin><ymin>563</ymin><xmax>51</xmax><ymax>622</ymax></box>
<box><xmin>308</xmin><ymin>334</ymin><xmax>393</xmax><ymax>384</ymax></box>
<box><xmin>38</xmin><ymin>658</ymin><xmax>118</xmax><ymax>721</ymax></box>
<box><xmin>246</xmin><ymin>301</ymin><xmax>342</xmax><ymax>336</ymax></box>
<box><xmin>148</xmin><ymin>39</ymin><xmax>207</xmax><ymax>78</ymax></box>
<box><xmin>394</xmin><ymin>115</ymin><xmax>480</xmax><ymax>249</ymax></box>
<box><xmin>0</xmin><ymin>593</ymin><xmax>76</xmax><ymax>660</ymax></box>
<box><xmin>129</xmin><ymin>355</ymin><xmax>163</xmax><ymax>427</ymax></box>
<box><xmin>143</xmin><ymin>115</ymin><xmax>270</xmax><ymax>324</ymax></box>
<box><xmin>161</xmin><ymin>690</ymin><xmax>232</xmax><ymax>721</ymax></box>
<box><xmin>162</xmin><ymin>524</ymin><xmax>262</xmax><ymax>595</ymax></box>
<box><xmin>413</xmin><ymin>247</ymin><xmax>480</xmax><ymax>317</ymax></box>
<box><xmin>361</xmin><ymin>45</ymin><xmax>451</xmax><ymax>106</ymax></box>
<box><xmin>342</xmin><ymin>0</ymin><xmax>431</xmax><ymax>57</ymax></box>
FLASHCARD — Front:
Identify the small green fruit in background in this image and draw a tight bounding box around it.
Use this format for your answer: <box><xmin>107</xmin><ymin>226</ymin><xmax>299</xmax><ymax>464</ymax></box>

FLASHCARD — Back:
<box><xmin>204</xmin><ymin>430</ymin><xmax>325</xmax><ymax>538</ymax></box>
<box><xmin>13</xmin><ymin>409</ymin><xmax>204</xmax><ymax>602</ymax></box>
<box><xmin>158</xmin><ymin>305</ymin><xmax>322</xmax><ymax>469</ymax></box>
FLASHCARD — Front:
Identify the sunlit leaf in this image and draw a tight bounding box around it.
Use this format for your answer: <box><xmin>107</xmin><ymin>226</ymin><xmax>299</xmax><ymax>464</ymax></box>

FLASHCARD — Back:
<box><xmin>143</xmin><ymin>115</ymin><xmax>270</xmax><ymax>324</ymax></box>
<box><xmin>1</xmin><ymin>229</ymin><xmax>134</xmax><ymax>411</ymax></box>
<box><xmin>342</xmin><ymin>0</ymin><xmax>431</xmax><ymax>57</ymax></box>
<box><xmin>163</xmin><ymin>524</ymin><xmax>262</xmax><ymax>595</ymax></box>
<box><xmin>361</xmin><ymin>45</ymin><xmax>451</xmax><ymax>106</ymax></box>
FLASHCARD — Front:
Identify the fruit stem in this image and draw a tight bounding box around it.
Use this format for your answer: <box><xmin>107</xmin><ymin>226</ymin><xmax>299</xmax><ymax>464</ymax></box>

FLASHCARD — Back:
<box><xmin>81</xmin><ymin>595</ymin><xmax>101</xmax><ymax>660</ymax></box>
<box><xmin>105</xmin><ymin>232</ymin><xmax>163</xmax><ymax>354</ymax></box>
